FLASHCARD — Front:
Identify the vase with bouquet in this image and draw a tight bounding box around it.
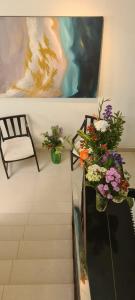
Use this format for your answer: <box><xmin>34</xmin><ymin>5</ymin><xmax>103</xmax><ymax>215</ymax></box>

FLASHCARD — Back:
<box><xmin>75</xmin><ymin>98</ymin><xmax>134</xmax><ymax>211</ymax></box>
<box><xmin>42</xmin><ymin>125</ymin><xmax>65</xmax><ymax>164</ymax></box>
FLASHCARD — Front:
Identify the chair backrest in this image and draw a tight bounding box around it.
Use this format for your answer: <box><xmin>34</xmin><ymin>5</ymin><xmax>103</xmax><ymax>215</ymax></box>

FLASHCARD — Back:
<box><xmin>0</xmin><ymin>114</ymin><xmax>28</xmax><ymax>140</ymax></box>
<box><xmin>84</xmin><ymin>115</ymin><xmax>97</xmax><ymax>133</ymax></box>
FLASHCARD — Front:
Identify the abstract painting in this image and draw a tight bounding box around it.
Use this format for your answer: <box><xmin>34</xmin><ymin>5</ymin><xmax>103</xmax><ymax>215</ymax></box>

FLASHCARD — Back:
<box><xmin>0</xmin><ymin>17</ymin><xmax>103</xmax><ymax>98</ymax></box>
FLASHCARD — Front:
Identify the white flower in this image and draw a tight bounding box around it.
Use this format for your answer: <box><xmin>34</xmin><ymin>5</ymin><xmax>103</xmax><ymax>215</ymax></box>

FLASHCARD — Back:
<box><xmin>86</xmin><ymin>164</ymin><xmax>107</xmax><ymax>182</ymax></box>
<box><xmin>44</xmin><ymin>137</ymin><xmax>49</xmax><ymax>142</ymax></box>
<box><xmin>59</xmin><ymin>137</ymin><xmax>64</xmax><ymax>144</ymax></box>
<box><xmin>94</xmin><ymin>120</ymin><xmax>109</xmax><ymax>132</ymax></box>
<box><xmin>89</xmin><ymin>164</ymin><xmax>106</xmax><ymax>173</ymax></box>
<box><xmin>88</xmin><ymin>147</ymin><xmax>93</xmax><ymax>154</ymax></box>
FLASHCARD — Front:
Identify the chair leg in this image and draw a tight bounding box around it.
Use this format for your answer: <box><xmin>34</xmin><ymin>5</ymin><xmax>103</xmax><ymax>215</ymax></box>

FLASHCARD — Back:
<box><xmin>70</xmin><ymin>151</ymin><xmax>74</xmax><ymax>171</ymax></box>
<box><xmin>29</xmin><ymin>137</ymin><xmax>40</xmax><ymax>172</ymax></box>
<box><xmin>34</xmin><ymin>153</ymin><xmax>40</xmax><ymax>172</ymax></box>
<box><xmin>2</xmin><ymin>159</ymin><xmax>9</xmax><ymax>179</ymax></box>
<box><xmin>0</xmin><ymin>150</ymin><xmax>9</xmax><ymax>179</ymax></box>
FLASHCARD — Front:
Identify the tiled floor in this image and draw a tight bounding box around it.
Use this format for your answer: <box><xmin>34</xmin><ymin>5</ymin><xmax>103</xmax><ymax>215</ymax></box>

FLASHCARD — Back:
<box><xmin>0</xmin><ymin>150</ymin><xmax>74</xmax><ymax>300</ymax></box>
<box><xmin>0</xmin><ymin>149</ymin><xmax>134</xmax><ymax>300</ymax></box>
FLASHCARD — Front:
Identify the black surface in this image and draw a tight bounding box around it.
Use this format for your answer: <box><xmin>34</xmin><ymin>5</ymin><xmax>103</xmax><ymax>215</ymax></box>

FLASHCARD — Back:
<box><xmin>85</xmin><ymin>187</ymin><xmax>135</xmax><ymax>300</ymax></box>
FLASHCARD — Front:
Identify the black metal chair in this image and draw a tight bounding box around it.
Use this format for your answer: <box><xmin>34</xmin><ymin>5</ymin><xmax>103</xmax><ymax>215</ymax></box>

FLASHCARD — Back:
<box><xmin>0</xmin><ymin>114</ymin><xmax>40</xmax><ymax>178</ymax></box>
<box><xmin>71</xmin><ymin>115</ymin><xmax>97</xmax><ymax>171</ymax></box>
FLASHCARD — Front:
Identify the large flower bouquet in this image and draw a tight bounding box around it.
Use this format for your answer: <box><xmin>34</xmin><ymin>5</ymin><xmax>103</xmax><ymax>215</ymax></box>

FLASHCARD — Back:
<box><xmin>77</xmin><ymin>98</ymin><xmax>134</xmax><ymax>212</ymax></box>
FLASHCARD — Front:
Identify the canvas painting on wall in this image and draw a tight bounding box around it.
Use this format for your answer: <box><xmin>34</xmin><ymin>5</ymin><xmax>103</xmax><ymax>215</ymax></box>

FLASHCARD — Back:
<box><xmin>0</xmin><ymin>17</ymin><xmax>103</xmax><ymax>98</ymax></box>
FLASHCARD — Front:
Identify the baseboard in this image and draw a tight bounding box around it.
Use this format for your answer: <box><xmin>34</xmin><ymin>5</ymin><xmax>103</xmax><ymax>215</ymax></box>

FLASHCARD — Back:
<box><xmin>118</xmin><ymin>147</ymin><xmax>135</xmax><ymax>152</ymax></box>
<box><xmin>36</xmin><ymin>146</ymin><xmax>135</xmax><ymax>153</ymax></box>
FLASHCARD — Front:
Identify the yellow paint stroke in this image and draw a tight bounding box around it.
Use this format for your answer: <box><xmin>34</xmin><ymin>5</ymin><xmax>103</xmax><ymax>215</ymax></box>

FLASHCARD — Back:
<box><xmin>14</xmin><ymin>33</ymin><xmax>59</xmax><ymax>97</ymax></box>
<box><xmin>39</xmin><ymin>42</ymin><xmax>58</xmax><ymax>62</ymax></box>
<box><xmin>51</xmin><ymin>17</ymin><xmax>58</xmax><ymax>31</ymax></box>
<box><xmin>43</xmin><ymin>34</ymin><xmax>50</xmax><ymax>48</ymax></box>
<box><xmin>31</xmin><ymin>70</ymin><xmax>44</xmax><ymax>90</ymax></box>
<box><xmin>25</xmin><ymin>46</ymin><xmax>32</xmax><ymax>70</ymax></box>
<box><xmin>42</xmin><ymin>68</ymin><xmax>58</xmax><ymax>91</ymax></box>
<box><xmin>38</xmin><ymin>58</ymin><xmax>50</xmax><ymax>75</ymax></box>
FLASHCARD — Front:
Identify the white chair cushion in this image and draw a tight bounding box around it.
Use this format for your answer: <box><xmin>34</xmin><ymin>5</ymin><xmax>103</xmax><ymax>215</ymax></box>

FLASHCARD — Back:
<box><xmin>72</xmin><ymin>140</ymin><xmax>84</xmax><ymax>157</ymax></box>
<box><xmin>2</xmin><ymin>136</ymin><xmax>34</xmax><ymax>161</ymax></box>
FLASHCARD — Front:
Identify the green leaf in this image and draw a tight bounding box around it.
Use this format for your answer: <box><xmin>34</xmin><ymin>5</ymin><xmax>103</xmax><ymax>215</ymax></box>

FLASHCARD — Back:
<box><xmin>77</xmin><ymin>130</ymin><xmax>91</xmax><ymax>142</ymax></box>
<box><xmin>96</xmin><ymin>193</ymin><xmax>108</xmax><ymax>212</ymax></box>
<box><xmin>126</xmin><ymin>197</ymin><xmax>134</xmax><ymax>208</ymax></box>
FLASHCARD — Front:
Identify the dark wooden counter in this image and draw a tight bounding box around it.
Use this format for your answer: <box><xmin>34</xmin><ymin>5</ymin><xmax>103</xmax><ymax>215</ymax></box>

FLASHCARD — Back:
<box><xmin>85</xmin><ymin>187</ymin><xmax>135</xmax><ymax>300</ymax></box>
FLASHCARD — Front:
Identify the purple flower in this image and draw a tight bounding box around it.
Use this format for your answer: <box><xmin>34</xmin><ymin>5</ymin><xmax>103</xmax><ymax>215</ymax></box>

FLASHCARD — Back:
<box><xmin>98</xmin><ymin>184</ymin><xmax>114</xmax><ymax>201</ymax></box>
<box><xmin>111</xmin><ymin>151</ymin><xmax>125</xmax><ymax>165</ymax></box>
<box><xmin>106</xmin><ymin>168</ymin><xmax>121</xmax><ymax>185</ymax></box>
<box><xmin>103</xmin><ymin>105</ymin><xmax>113</xmax><ymax>120</ymax></box>
<box><xmin>98</xmin><ymin>184</ymin><xmax>110</xmax><ymax>197</ymax></box>
<box><xmin>101</xmin><ymin>152</ymin><xmax>110</xmax><ymax>163</ymax></box>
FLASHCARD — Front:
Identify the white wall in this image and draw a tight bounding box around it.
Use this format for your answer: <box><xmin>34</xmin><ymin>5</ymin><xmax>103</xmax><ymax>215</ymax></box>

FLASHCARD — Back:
<box><xmin>0</xmin><ymin>0</ymin><xmax>135</xmax><ymax>148</ymax></box>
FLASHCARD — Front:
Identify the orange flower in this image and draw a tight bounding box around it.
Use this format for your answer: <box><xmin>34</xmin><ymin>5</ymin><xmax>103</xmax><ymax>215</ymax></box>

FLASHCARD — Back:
<box><xmin>79</xmin><ymin>158</ymin><xmax>84</xmax><ymax>167</ymax></box>
<box><xmin>80</xmin><ymin>149</ymin><xmax>89</xmax><ymax>160</ymax></box>
<box><xmin>120</xmin><ymin>179</ymin><xmax>129</xmax><ymax>192</ymax></box>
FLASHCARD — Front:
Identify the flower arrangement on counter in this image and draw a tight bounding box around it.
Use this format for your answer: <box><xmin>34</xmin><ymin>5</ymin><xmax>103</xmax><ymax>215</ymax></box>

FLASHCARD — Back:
<box><xmin>76</xmin><ymin>98</ymin><xmax>134</xmax><ymax>212</ymax></box>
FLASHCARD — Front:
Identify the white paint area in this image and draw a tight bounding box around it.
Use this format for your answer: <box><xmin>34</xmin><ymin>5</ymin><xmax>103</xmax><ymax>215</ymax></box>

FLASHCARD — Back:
<box><xmin>0</xmin><ymin>17</ymin><xmax>67</xmax><ymax>97</ymax></box>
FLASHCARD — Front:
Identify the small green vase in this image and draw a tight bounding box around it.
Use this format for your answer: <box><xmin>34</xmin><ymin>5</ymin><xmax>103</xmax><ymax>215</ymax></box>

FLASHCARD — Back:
<box><xmin>51</xmin><ymin>148</ymin><xmax>62</xmax><ymax>164</ymax></box>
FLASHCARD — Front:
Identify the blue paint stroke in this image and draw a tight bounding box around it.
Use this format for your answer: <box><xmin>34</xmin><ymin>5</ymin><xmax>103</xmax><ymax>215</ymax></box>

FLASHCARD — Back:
<box><xmin>58</xmin><ymin>17</ymin><xmax>79</xmax><ymax>97</ymax></box>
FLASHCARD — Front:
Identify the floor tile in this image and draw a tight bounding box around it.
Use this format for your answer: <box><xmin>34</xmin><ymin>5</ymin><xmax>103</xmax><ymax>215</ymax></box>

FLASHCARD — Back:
<box><xmin>0</xmin><ymin>201</ymin><xmax>32</xmax><ymax>214</ymax></box>
<box><xmin>18</xmin><ymin>240</ymin><xmax>72</xmax><ymax>259</ymax></box>
<box><xmin>33</xmin><ymin>182</ymin><xmax>72</xmax><ymax>202</ymax></box>
<box><xmin>0</xmin><ymin>260</ymin><xmax>12</xmax><ymax>284</ymax></box>
<box><xmin>3</xmin><ymin>284</ymin><xmax>74</xmax><ymax>300</ymax></box>
<box><xmin>23</xmin><ymin>225</ymin><xmax>72</xmax><ymax>241</ymax></box>
<box><xmin>28</xmin><ymin>213</ymin><xmax>72</xmax><ymax>225</ymax></box>
<box><xmin>0</xmin><ymin>242</ymin><xmax>19</xmax><ymax>259</ymax></box>
<box><xmin>0</xmin><ymin>150</ymin><xmax>74</xmax><ymax>298</ymax></box>
<box><xmin>31</xmin><ymin>201</ymin><xmax>72</xmax><ymax>213</ymax></box>
<box><xmin>0</xmin><ymin>226</ymin><xmax>24</xmax><ymax>241</ymax></box>
<box><xmin>0</xmin><ymin>182</ymin><xmax>34</xmax><ymax>203</ymax></box>
<box><xmin>10</xmin><ymin>259</ymin><xmax>73</xmax><ymax>284</ymax></box>
<box><xmin>0</xmin><ymin>214</ymin><xmax>28</xmax><ymax>226</ymax></box>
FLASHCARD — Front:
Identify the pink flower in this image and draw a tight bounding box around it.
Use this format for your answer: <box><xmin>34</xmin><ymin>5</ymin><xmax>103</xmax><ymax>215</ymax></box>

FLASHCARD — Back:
<box><xmin>107</xmin><ymin>194</ymin><xmax>113</xmax><ymax>200</ymax></box>
<box><xmin>103</xmin><ymin>184</ymin><xmax>109</xmax><ymax>191</ymax></box>
<box><xmin>106</xmin><ymin>168</ymin><xmax>121</xmax><ymax>184</ymax></box>
<box><xmin>113</xmin><ymin>186</ymin><xmax>120</xmax><ymax>192</ymax></box>
<box><xmin>106</xmin><ymin>175</ymin><xmax>114</xmax><ymax>183</ymax></box>
<box><xmin>111</xmin><ymin>181</ymin><xmax>117</xmax><ymax>188</ymax></box>
<box><xmin>98</xmin><ymin>184</ymin><xmax>105</xmax><ymax>196</ymax></box>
